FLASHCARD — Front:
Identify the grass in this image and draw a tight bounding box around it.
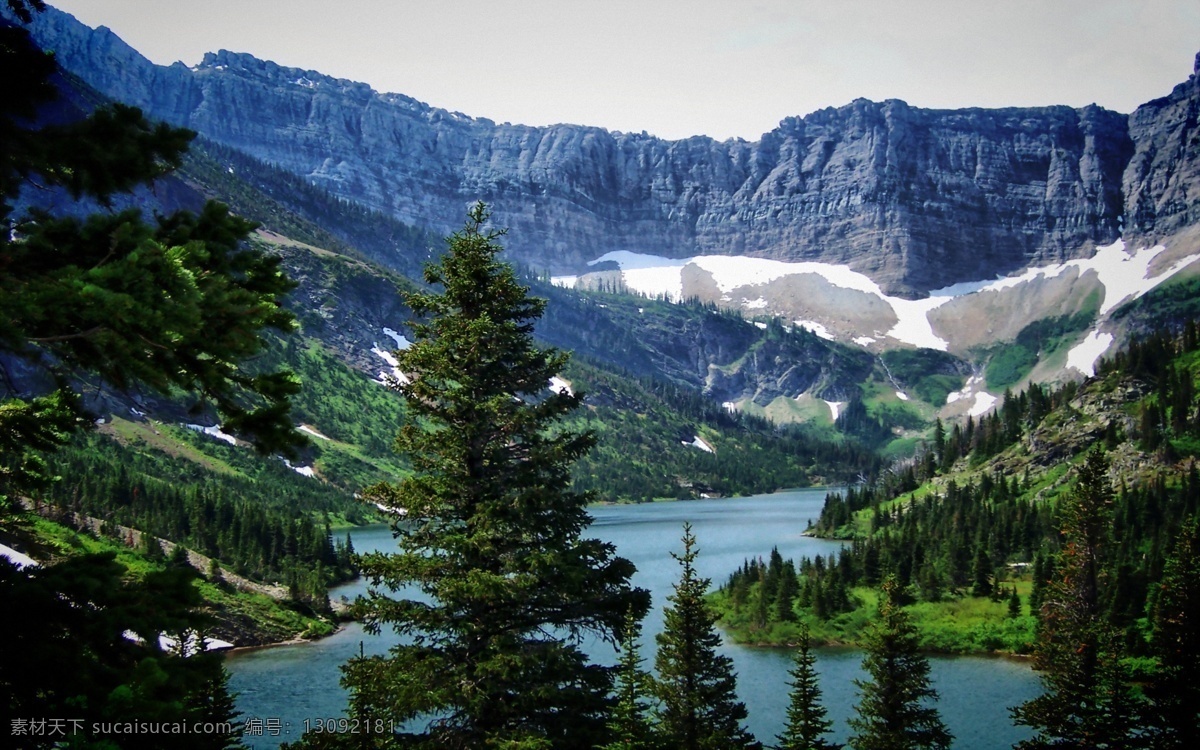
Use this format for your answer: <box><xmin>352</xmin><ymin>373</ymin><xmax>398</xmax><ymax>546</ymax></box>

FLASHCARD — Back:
<box><xmin>22</xmin><ymin>516</ymin><xmax>336</xmax><ymax>644</ymax></box>
<box><xmin>104</xmin><ymin>417</ymin><xmax>241</xmax><ymax>477</ymax></box>
<box><xmin>714</xmin><ymin>585</ymin><xmax>1037</xmax><ymax>655</ymax></box>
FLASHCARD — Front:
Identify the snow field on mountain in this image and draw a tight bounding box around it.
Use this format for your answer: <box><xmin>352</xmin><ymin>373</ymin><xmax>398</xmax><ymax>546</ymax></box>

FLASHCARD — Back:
<box><xmin>552</xmin><ymin>241</ymin><xmax>1200</xmax><ymax>367</ymax></box>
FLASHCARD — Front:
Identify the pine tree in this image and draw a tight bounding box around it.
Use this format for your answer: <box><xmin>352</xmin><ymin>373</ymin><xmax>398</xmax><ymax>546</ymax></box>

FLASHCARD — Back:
<box><xmin>848</xmin><ymin>576</ymin><xmax>951</xmax><ymax>750</ymax></box>
<box><xmin>601</xmin><ymin>608</ymin><xmax>659</xmax><ymax>750</ymax></box>
<box><xmin>1146</xmin><ymin>515</ymin><xmax>1200</xmax><ymax>748</ymax></box>
<box><xmin>1</xmin><ymin>4</ymin><xmax>304</xmax><ymax>510</ymax></box>
<box><xmin>1011</xmin><ymin>449</ymin><xmax>1141</xmax><ymax>749</ymax></box>
<box><xmin>345</xmin><ymin>204</ymin><xmax>648</xmax><ymax>748</ymax></box>
<box><xmin>971</xmin><ymin>544</ymin><xmax>993</xmax><ymax>598</ymax></box>
<box><xmin>653</xmin><ymin>523</ymin><xmax>759</xmax><ymax>750</ymax></box>
<box><xmin>777</xmin><ymin>624</ymin><xmax>840</xmax><ymax>750</ymax></box>
<box><xmin>1</xmin><ymin>6</ymin><xmax>282</xmax><ymax>745</ymax></box>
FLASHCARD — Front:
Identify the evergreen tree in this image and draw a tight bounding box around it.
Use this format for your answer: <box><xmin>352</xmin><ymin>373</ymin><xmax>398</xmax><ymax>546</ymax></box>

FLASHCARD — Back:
<box><xmin>1146</xmin><ymin>516</ymin><xmax>1200</xmax><ymax>748</ymax></box>
<box><xmin>1011</xmin><ymin>450</ymin><xmax>1142</xmax><ymax>749</ymax></box>
<box><xmin>971</xmin><ymin>544</ymin><xmax>993</xmax><ymax>598</ymax></box>
<box><xmin>1007</xmin><ymin>588</ymin><xmax>1021</xmax><ymax>619</ymax></box>
<box><xmin>601</xmin><ymin>608</ymin><xmax>659</xmax><ymax>750</ymax></box>
<box><xmin>777</xmin><ymin>624</ymin><xmax>840</xmax><ymax>750</ymax></box>
<box><xmin>653</xmin><ymin>523</ymin><xmax>759</xmax><ymax>750</ymax></box>
<box><xmin>848</xmin><ymin>576</ymin><xmax>951</xmax><ymax>750</ymax></box>
<box><xmin>1</xmin><ymin>5</ymin><xmax>304</xmax><ymax>512</ymax></box>
<box><xmin>1</xmin><ymin>5</ymin><xmax>284</xmax><ymax>744</ymax></box>
<box><xmin>345</xmin><ymin>204</ymin><xmax>648</xmax><ymax>749</ymax></box>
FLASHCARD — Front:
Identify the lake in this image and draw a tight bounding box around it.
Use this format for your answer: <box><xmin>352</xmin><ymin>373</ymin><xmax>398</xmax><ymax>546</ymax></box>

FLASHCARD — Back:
<box><xmin>226</xmin><ymin>489</ymin><xmax>1042</xmax><ymax>748</ymax></box>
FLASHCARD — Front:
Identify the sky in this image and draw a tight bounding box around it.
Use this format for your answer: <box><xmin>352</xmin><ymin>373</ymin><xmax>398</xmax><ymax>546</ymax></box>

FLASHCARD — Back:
<box><xmin>47</xmin><ymin>0</ymin><xmax>1200</xmax><ymax>142</ymax></box>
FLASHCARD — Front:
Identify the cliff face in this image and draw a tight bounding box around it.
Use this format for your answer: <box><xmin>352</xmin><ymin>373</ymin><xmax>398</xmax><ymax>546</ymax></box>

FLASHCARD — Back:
<box><xmin>1123</xmin><ymin>53</ymin><xmax>1200</xmax><ymax>242</ymax></box>
<box><xmin>19</xmin><ymin>7</ymin><xmax>1200</xmax><ymax>296</ymax></box>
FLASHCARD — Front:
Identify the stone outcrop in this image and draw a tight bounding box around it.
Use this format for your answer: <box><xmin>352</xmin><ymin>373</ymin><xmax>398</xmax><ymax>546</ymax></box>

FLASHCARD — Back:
<box><xmin>15</xmin><ymin>7</ymin><xmax>1200</xmax><ymax>297</ymax></box>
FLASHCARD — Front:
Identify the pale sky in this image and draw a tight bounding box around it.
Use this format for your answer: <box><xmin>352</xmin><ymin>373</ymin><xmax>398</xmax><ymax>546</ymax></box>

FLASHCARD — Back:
<box><xmin>47</xmin><ymin>0</ymin><xmax>1200</xmax><ymax>142</ymax></box>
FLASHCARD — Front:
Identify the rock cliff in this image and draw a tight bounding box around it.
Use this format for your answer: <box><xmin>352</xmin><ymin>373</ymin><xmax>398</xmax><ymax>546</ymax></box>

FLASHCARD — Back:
<box><xmin>15</xmin><ymin>7</ymin><xmax>1200</xmax><ymax>297</ymax></box>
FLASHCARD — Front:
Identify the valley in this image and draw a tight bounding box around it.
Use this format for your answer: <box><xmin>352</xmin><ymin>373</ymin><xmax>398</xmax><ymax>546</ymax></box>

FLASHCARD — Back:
<box><xmin>3</xmin><ymin>2</ymin><xmax>1200</xmax><ymax>748</ymax></box>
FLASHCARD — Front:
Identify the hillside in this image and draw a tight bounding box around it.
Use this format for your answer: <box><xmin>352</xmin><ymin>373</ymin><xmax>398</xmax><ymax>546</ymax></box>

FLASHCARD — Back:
<box><xmin>9</xmin><ymin>4</ymin><xmax>1200</xmax><ymax>433</ymax></box>
<box><xmin>714</xmin><ymin>322</ymin><xmax>1200</xmax><ymax>656</ymax></box>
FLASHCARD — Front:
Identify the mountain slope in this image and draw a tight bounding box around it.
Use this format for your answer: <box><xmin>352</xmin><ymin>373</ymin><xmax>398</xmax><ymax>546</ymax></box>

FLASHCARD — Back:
<box><xmin>17</xmin><ymin>6</ymin><xmax>1200</xmax><ymax>298</ymax></box>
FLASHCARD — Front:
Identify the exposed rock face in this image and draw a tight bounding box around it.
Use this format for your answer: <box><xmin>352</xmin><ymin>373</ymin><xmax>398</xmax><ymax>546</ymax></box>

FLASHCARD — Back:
<box><xmin>16</xmin><ymin>7</ymin><xmax>1200</xmax><ymax>297</ymax></box>
<box><xmin>1123</xmin><ymin>53</ymin><xmax>1200</xmax><ymax>242</ymax></box>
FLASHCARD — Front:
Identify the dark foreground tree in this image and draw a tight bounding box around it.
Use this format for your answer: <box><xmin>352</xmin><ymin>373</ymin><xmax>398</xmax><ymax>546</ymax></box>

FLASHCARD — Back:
<box><xmin>1010</xmin><ymin>449</ymin><xmax>1141</xmax><ymax>749</ymax></box>
<box><xmin>778</xmin><ymin>624</ymin><xmax>840</xmax><ymax>750</ymax></box>
<box><xmin>343</xmin><ymin>204</ymin><xmax>648</xmax><ymax>749</ymax></box>
<box><xmin>848</xmin><ymin>576</ymin><xmax>951</xmax><ymax>750</ymax></box>
<box><xmin>2</xmin><ymin>4</ymin><xmax>297</xmax><ymax>744</ymax></box>
<box><xmin>1146</xmin><ymin>515</ymin><xmax>1200</xmax><ymax>748</ymax></box>
<box><xmin>1</xmin><ymin>554</ymin><xmax>242</xmax><ymax>749</ymax></box>
<box><xmin>1</xmin><ymin>7</ymin><xmax>303</xmax><ymax>513</ymax></box>
<box><xmin>653</xmin><ymin>523</ymin><xmax>759</xmax><ymax>750</ymax></box>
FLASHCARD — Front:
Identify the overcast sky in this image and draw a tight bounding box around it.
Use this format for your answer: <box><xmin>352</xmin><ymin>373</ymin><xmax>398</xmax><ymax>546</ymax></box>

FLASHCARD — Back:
<box><xmin>48</xmin><ymin>0</ymin><xmax>1200</xmax><ymax>142</ymax></box>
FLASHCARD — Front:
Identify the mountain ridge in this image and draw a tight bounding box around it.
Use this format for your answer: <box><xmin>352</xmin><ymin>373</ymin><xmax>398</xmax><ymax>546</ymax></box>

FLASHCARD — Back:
<box><xmin>17</xmin><ymin>5</ymin><xmax>1200</xmax><ymax>298</ymax></box>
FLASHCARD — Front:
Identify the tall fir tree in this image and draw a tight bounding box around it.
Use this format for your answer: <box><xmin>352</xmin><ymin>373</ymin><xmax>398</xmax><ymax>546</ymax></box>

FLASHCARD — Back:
<box><xmin>344</xmin><ymin>204</ymin><xmax>648</xmax><ymax>749</ymax></box>
<box><xmin>1</xmin><ymin>3</ymin><xmax>304</xmax><ymax>513</ymax></box>
<box><xmin>653</xmin><ymin>523</ymin><xmax>759</xmax><ymax>750</ymax></box>
<box><xmin>601</xmin><ymin>608</ymin><xmax>660</xmax><ymax>750</ymax></box>
<box><xmin>2</xmin><ymin>4</ymin><xmax>282</xmax><ymax>744</ymax></box>
<box><xmin>777</xmin><ymin>624</ymin><xmax>840</xmax><ymax>750</ymax></box>
<box><xmin>1146</xmin><ymin>515</ymin><xmax>1200</xmax><ymax>748</ymax></box>
<box><xmin>1010</xmin><ymin>449</ymin><xmax>1142</xmax><ymax>749</ymax></box>
<box><xmin>848</xmin><ymin>576</ymin><xmax>951</xmax><ymax>750</ymax></box>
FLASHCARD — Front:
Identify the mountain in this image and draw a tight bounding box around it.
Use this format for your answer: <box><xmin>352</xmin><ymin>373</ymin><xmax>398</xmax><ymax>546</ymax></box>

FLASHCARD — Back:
<box><xmin>18</xmin><ymin>7</ymin><xmax>1199</xmax><ymax>298</ymax></box>
<box><xmin>12</xmin><ymin>4</ymin><xmax>1200</xmax><ymax>427</ymax></box>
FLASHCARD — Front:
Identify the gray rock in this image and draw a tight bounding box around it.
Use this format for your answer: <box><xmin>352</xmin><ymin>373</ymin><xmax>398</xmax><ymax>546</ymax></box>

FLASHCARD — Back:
<box><xmin>18</xmin><ymin>6</ymin><xmax>1200</xmax><ymax>298</ymax></box>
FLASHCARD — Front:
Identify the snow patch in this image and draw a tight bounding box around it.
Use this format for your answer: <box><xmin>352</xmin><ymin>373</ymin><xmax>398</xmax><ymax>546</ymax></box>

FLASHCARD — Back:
<box><xmin>684</xmin><ymin>436</ymin><xmax>716</xmax><ymax>453</ymax></box>
<box><xmin>753</xmin><ymin>321</ymin><xmax>768</xmax><ymax>330</ymax></box>
<box><xmin>587</xmin><ymin>251</ymin><xmax>955</xmax><ymax>349</ymax></box>
<box><xmin>371</xmin><ymin>344</ymin><xmax>411</xmax><ymax>385</ymax></box>
<box><xmin>1066</xmin><ymin>331</ymin><xmax>1114</xmax><ymax>377</ymax></box>
<box><xmin>298</xmin><ymin>424</ymin><xmax>331</xmax><ymax>441</ymax></box>
<box><xmin>382</xmin><ymin>327</ymin><xmax>411</xmax><ymax>350</ymax></box>
<box><xmin>946</xmin><ymin>375</ymin><xmax>980</xmax><ymax>404</ymax></box>
<box><xmin>895</xmin><ymin>391</ymin><xmax>909</xmax><ymax>401</ymax></box>
<box><xmin>743</xmin><ymin>297</ymin><xmax>769</xmax><ymax>310</ymax></box>
<box><xmin>186</xmin><ymin>423</ymin><xmax>238</xmax><ymax>446</ymax></box>
<box><xmin>969</xmin><ymin>391</ymin><xmax>998</xmax><ymax>417</ymax></box>
<box><xmin>125</xmin><ymin>630</ymin><xmax>233</xmax><ymax>655</ymax></box>
<box><xmin>550</xmin><ymin>275</ymin><xmax>578</xmax><ymax>288</ymax></box>
<box><xmin>981</xmin><ymin>240</ymin><xmax>1200</xmax><ymax>314</ymax></box>
<box><xmin>946</xmin><ymin>374</ymin><xmax>997</xmax><ymax>418</ymax></box>
<box><xmin>824</xmin><ymin>400</ymin><xmax>844</xmax><ymax>421</ymax></box>
<box><xmin>587</xmin><ymin>251</ymin><xmax>689</xmax><ymax>301</ymax></box>
<box><xmin>722</xmin><ymin>401</ymin><xmax>738</xmax><ymax>412</ymax></box>
<box><xmin>129</xmin><ymin>407</ymin><xmax>146</xmax><ymax>417</ymax></box>
<box><xmin>1</xmin><ymin>543</ymin><xmax>37</xmax><ymax>569</ymax></box>
<box><xmin>795</xmin><ymin>320</ymin><xmax>835</xmax><ymax>340</ymax></box>
<box><xmin>283</xmin><ymin>459</ymin><xmax>316</xmax><ymax>478</ymax></box>
<box><xmin>548</xmin><ymin>376</ymin><xmax>574</xmax><ymax>396</ymax></box>
<box><xmin>581</xmin><ymin>242</ymin><xmax>1200</xmax><ymax>354</ymax></box>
